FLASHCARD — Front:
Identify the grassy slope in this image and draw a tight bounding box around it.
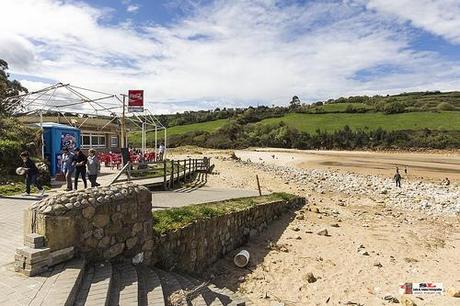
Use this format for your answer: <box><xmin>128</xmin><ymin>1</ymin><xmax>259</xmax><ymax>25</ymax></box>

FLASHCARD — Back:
<box><xmin>130</xmin><ymin>111</ymin><xmax>460</xmax><ymax>145</ymax></box>
<box><xmin>152</xmin><ymin>192</ymin><xmax>295</xmax><ymax>234</ymax></box>
<box><xmin>130</xmin><ymin>118</ymin><xmax>229</xmax><ymax>143</ymax></box>
<box><xmin>259</xmin><ymin>111</ymin><xmax>460</xmax><ymax>133</ymax></box>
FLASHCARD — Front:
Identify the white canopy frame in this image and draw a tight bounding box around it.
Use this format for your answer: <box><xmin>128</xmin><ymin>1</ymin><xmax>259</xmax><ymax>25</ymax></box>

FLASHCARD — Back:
<box><xmin>2</xmin><ymin>82</ymin><xmax>167</xmax><ymax>159</ymax></box>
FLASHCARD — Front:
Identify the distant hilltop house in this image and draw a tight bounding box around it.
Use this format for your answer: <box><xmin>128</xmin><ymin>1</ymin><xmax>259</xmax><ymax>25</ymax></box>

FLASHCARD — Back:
<box><xmin>19</xmin><ymin>115</ymin><xmax>121</xmax><ymax>152</ymax></box>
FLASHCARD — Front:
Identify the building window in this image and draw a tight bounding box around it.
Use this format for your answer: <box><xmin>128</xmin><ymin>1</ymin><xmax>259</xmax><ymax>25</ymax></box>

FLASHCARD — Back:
<box><xmin>111</xmin><ymin>136</ymin><xmax>118</xmax><ymax>148</ymax></box>
<box><xmin>82</xmin><ymin>135</ymin><xmax>91</xmax><ymax>146</ymax></box>
<box><xmin>81</xmin><ymin>134</ymin><xmax>106</xmax><ymax>148</ymax></box>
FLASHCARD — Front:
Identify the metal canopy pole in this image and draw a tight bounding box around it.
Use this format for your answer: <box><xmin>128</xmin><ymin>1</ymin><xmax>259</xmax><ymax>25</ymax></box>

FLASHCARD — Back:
<box><xmin>121</xmin><ymin>94</ymin><xmax>127</xmax><ymax>148</ymax></box>
<box><xmin>164</xmin><ymin>129</ymin><xmax>167</xmax><ymax>160</ymax></box>
<box><xmin>154</xmin><ymin>125</ymin><xmax>158</xmax><ymax>161</ymax></box>
<box><xmin>141</xmin><ymin>121</ymin><xmax>146</xmax><ymax>154</ymax></box>
<box><xmin>40</xmin><ymin>110</ymin><xmax>44</xmax><ymax>159</ymax></box>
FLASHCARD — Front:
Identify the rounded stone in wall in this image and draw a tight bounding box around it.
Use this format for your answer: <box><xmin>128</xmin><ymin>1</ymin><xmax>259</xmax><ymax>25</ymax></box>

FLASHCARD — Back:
<box><xmin>93</xmin><ymin>214</ymin><xmax>110</xmax><ymax>228</ymax></box>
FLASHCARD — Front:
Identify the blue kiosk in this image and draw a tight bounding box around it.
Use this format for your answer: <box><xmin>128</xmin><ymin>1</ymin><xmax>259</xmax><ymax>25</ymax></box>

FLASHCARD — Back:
<box><xmin>41</xmin><ymin>122</ymin><xmax>80</xmax><ymax>177</ymax></box>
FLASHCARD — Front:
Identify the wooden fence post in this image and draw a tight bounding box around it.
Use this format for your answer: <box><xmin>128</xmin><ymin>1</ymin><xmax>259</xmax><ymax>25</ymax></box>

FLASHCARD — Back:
<box><xmin>188</xmin><ymin>158</ymin><xmax>191</xmax><ymax>180</ymax></box>
<box><xmin>163</xmin><ymin>160</ymin><xmax>167</xmax><ymax>190</ymax></box>
<box><xmin>183</xmin><ymin>159</ymin><xmax>185</xmax><ymax>181</ymax></box>
<box><xmin>170</xmin><ymin>160</ymin><xmax>174</xmax><ymax>188</ymax></box>
<box><xmin>256</xmin><ymin>175</ymin><xmax>262</xmax><ymax>196</ymax></box>
<box><xmin>176</xmin><ymin>160</ymin><xmax>180</xmax><ymax>184</ymax></box>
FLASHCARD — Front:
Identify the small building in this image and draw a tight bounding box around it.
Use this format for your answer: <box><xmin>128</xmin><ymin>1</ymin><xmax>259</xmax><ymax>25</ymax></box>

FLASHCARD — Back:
<box><xmin>20</xmin><ymin>115</ymin><xmax>121</xmax><ymax>152</ymax></box>
<box><xmin>39</xmin><ymin>122</ymin><xmax>81</xmax><ymax>176</ymax></box>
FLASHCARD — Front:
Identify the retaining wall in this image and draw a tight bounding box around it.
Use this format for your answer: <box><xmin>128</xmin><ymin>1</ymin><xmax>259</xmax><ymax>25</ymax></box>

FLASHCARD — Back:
<box><xmin>22</xmin><ymin>183</ymin><xmax>153</xmax><ymax>264</ymax></box>
<box><xmin>151</xmin><ymin>196</ymin><xmax>305</xmax><ymax>274</ymax></box>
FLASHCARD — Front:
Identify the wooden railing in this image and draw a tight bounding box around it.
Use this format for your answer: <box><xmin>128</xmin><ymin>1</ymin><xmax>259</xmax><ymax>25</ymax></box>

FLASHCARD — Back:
<box><xmin>109</xmin><ymin>157</ymin><xmax>211</xmax><ymax>189</ymax></box>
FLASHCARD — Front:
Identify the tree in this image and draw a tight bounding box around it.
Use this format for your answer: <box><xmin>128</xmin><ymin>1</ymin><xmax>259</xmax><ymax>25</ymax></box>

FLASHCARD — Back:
<box><xmin>0</xmin><ymin>59</ymin><xmax>28</xmax><ymax>115</ymax></box>
<box><xmin>289</xmin><ymin>96</ymin><xmax>301</xmax><ymax>111</ymax></box>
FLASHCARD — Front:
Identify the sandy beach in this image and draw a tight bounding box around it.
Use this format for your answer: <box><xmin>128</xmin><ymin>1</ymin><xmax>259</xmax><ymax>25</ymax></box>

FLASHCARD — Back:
<box><xmin>170</xmin><ymin>147</ymin><xmax>460</xmax><ymax>306</ymax></box>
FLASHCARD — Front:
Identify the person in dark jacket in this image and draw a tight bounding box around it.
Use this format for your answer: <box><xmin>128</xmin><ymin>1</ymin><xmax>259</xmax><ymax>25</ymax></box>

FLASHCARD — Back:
<box><xmin>73</xmin><ymin>148</ymin><xmax>88</xmax><ymax>189</ymax></box>
<box><xmin>394</xmin><ymin>168</ymin><xmax>402</xmax><ymax>188</ymax></box>
<box><xmin>20</xmin><ymin>151</ymin><xmax>45</xmax><ymax>196</ymax></box>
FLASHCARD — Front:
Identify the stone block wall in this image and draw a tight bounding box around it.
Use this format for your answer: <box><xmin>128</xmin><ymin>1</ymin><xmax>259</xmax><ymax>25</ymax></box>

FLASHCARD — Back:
<box><xmin>151</xmin><ymin>196</ymin><xmax>305</xmax><ymax>274</ymax></box>
<box><xmin>20</xmin><ymin>183</ymin><xmax>153</xmax><ymax>270</ymax></box>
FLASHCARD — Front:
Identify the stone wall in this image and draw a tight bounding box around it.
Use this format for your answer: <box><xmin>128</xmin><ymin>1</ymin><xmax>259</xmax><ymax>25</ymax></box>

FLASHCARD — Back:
<box><xmin>22</xmin><ymin>183</ymin><xmax>153</xmax><ymax>266</ymax></box>
<box><xmin>151</xmin><ymin>196</ymin><xmax>305</xmax><ymax>274</ymax></box>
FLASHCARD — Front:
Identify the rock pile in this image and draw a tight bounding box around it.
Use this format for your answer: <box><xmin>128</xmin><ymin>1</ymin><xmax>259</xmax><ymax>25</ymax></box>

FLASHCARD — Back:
<box><xmin>239</xmin><ymin>160</ymin><xmax>460</xmax><ymax>215</ymax></box>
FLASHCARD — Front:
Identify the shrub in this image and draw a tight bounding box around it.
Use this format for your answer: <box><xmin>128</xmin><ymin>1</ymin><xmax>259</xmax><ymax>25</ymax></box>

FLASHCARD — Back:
<box><xmin>0</xmin><ymin>140</ymin><xmax>21</xmax><ymax>175</ymax></box>
<box><xmin>383</xmin><ymin>101</ymin><xmax>405</xmax><ymax>114</ymax></box>
<box><xmin>437</xmin><ymin>102</ymin><xmax>456</xmax><ymax>111</ymax></box>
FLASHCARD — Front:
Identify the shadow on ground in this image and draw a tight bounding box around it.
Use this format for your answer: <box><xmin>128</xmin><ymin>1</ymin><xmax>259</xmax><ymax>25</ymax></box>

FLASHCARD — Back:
<box><xmin>201</xmin><ymin>208</ymin><xmax>299</xmax><ymax>293</ymax></box>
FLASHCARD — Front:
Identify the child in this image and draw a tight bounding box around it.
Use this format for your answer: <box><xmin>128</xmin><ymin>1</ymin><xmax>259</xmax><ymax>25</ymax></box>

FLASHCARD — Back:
<box><xmin>87</xmin><ymin>149</ymin><xmax>101</xmax><ymax>187</ymax></box>
<box><xmin>20</xmin><ymin>151</ymin><xmax>45</xmax><ymax>196</ymax></box>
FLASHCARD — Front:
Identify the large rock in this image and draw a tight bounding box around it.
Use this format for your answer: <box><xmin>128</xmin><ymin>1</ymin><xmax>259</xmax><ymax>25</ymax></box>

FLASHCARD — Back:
<box><xmin>447</xmin><ymin>287</ymin><xmax>460</xmax><ymax>297</ymax></box>
<box><xmin>104</xmin><ymin>243</ymin><xmax>125</xmax><ymax>259</ymax></box>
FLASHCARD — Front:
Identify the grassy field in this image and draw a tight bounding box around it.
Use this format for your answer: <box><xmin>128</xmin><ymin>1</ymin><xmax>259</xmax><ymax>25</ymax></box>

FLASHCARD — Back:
<box><xmin>259</xmin><ymin>111</ymin><xmax>460</xmax><ymax>133</ymax></box>
<box><xmin>130</xmin><ymin>118</ymin><xmax>230</xmax><ymax>144</ymax></box>
<box><xmin>129</xmin><ymin>111</ymin><xmax>460</xmax><ymax>146</ymax></box>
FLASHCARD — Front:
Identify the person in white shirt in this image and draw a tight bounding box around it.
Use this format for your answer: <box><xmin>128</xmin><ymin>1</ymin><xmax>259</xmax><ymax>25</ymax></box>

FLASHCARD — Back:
<box><xmin>158</xmin><ymin>143</ymin><xmax>166</xmax><ymax>161</ymax></box>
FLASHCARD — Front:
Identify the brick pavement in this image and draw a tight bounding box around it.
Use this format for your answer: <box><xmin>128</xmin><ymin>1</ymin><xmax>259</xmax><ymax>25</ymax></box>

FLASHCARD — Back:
<box><xmin>0</xmin><ymin>197</ymin><xmax>48</xmax><ymax>306</ymax></box>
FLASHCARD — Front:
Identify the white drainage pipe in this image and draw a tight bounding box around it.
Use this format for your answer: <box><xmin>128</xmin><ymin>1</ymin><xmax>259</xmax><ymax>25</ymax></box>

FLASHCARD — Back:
<box><xmin>234</xmin><ymin>250</ymin><xmax>250</xmax><ymax>268</ymax></box>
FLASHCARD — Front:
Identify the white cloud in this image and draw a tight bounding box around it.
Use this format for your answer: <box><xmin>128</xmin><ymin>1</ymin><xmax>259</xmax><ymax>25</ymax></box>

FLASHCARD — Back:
<box><xmin>1</xmin><ymin>0</ymin><xmax>460</xmax><ymax>114</ymax></box>
<box><xmin>365</xmin><ymin>0</ymin><xmax>460</xmax><ymax>44</ymax></box>
<box><xmin>126</xmin><ymin>4</ymin><xmax>140</xmax><ymax>13</ymax></box>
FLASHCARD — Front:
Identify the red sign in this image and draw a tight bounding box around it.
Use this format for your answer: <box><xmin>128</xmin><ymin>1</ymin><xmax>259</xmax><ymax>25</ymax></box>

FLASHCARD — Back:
<box><xmin>128</xmin><ymin>90</ymin><xmax>144</xmax><ymax>112</ymax></box>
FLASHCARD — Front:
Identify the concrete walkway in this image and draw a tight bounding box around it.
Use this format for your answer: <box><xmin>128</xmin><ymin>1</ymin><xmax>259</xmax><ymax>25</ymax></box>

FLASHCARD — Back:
<box><xmin>0</xmin><ymin>196</ymin><xmax>50</xmax><ymax>305</ymax></box>
<box><xmin>151</xmin><ymin>186</ymin><xmax>259</xmax><ymax>209</ymax></box>
<box><xmin>0</xmin><ymin>186</ymin><xmax>259</xmax><ymax>304</ymax></box>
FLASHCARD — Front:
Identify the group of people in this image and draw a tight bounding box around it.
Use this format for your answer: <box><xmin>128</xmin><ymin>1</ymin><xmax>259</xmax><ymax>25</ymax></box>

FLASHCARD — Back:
<box><xmin>61</xmin><ymin>147</ymin><xmax>100</xmax><ymax>191</ymax></box>
<box><xmin>393</xmin><ymin>166</ymin><xmax>451</xmax><ymax>187</ymax></box>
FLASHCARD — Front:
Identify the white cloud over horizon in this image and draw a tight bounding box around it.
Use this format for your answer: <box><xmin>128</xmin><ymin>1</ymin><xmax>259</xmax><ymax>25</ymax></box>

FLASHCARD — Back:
<box><xmin>1</xmin><ymin>0</ymin><xmax>460</xmax><ymax>114</ymax></box>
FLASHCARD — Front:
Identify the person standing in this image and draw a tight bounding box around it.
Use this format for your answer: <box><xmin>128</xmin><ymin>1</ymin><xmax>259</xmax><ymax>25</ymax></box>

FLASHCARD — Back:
<box><xmin>73</xmin><ymin>148</ymin><xmax>87</xmax><ymax>189</ymax></box>
<box><xmin>394</xmin><ymin>168</ymin><xmax>402</xmax><ymax>188</ymax></box>
<box><xmin>61</xmin><ymin>147</ymin><xmax>75</xmax><ymax>191</ymax></box>
<box><xmin>87</xmin><ymin>149</ymin><xmax>101</xmax><ymax>187</ymax></box>
<box><xmin>158</xmin><ymin>143</ymin><xmax>165</xmax><ymax>161</ymax></box>
<box><xmin>20</xmin><ymin>151</ymin><xmax>45</xmax><ymax>196</ymax></box>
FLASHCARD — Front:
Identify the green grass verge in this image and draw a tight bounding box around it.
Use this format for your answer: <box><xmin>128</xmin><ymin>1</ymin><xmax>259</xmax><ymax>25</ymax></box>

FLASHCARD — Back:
<box><xmin>0</xmin><ymin>182</ymin><xmax>50</xmax><ymax>196</ymax></box>
<box><xmin>259</xmin><ymin>111</ymin><xmax>460</xmax><ymax>133</ymax></box>
<box><xmin>152</xmin><ymin>192</ymin><xmax>295</xmax><ymax>234</ymax></box>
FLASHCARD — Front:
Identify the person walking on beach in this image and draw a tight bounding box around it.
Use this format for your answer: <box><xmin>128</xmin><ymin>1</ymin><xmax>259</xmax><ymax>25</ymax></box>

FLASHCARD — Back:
<box><xmin>87</xmin><ymin>149</ymin><xmax>101</xmax><ymax>187</ymax></box>
<box><xmin>61</xmin><ymin>147</ymin><xmax>75</xmax><ymax>191</ymax></box>
<box><xmin>394</xmin><ymin>168</ymin><xmax>402</xmax><ymax>188</ymax></box>
<box><xmin>20</xmin><ymin>151</ymin><xmax>45</xmax><ymax>196</ymax></box>
<box><xmin>73</xmin><ymin>148</ymin><xmax>87</xmax><ymax>189</ymax></box>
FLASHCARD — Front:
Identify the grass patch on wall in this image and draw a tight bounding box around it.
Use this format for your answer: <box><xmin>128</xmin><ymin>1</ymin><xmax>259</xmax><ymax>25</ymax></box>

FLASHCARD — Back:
<box><xmin>152</xmin><ymin>192</ymin><xmax>295</xmax><ymax>234</ymax></box>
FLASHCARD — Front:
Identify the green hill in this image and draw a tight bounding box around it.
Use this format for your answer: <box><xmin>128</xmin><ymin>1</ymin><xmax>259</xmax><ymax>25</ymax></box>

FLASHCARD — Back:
<box><xmin>260</xmin><ymin>111</ymin><xmax>460</xmax><ymax>133</ymax></box>
<box><xmin>127</xmin><ymin>90</ymin><xmax>460</xmax><ymax>150</ymax></box>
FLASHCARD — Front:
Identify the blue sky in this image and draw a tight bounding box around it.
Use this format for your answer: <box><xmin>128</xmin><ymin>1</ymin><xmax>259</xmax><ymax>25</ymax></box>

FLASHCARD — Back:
<box><xmin>1</xmin><ymin>0</ymin><xmax>460</xmax><ymax>113</ymax></box>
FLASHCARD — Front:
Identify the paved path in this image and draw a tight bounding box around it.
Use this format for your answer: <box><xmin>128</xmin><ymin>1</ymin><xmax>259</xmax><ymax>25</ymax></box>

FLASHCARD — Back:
<box><xmin>0</xmin><ymin>196</ymin><xmax>50</xmax><ymax>305</ymax></box>
<box><xmin>151</xmin><ymin>186</ymin><xmax>259</xmax><ymax>209</ymax></box>
<box><xmin>0</xmin><ymin>186</ymin><xmax>258</xmax><ymax>304</ymax></box>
